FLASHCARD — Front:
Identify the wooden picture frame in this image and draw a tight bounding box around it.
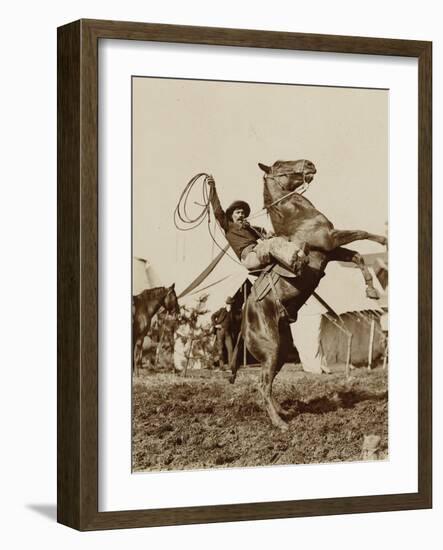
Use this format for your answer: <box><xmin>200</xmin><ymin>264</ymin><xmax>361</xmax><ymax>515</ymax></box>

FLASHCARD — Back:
<box><xmin>57</xmin><ymin>19</ymin><xmax>432</xmax><ymax>530</ymax></box>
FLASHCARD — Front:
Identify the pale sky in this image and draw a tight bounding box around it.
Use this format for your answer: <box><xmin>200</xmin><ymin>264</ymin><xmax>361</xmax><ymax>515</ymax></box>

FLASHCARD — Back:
<box><xmin>133</xmin><ymin>77</ymin><xmax>388</xmax><ymax>292</ymax></box>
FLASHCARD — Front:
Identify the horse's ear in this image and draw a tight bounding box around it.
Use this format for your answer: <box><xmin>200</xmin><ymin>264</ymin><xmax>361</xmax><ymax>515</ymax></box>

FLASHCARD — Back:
<box><xmin>258</xmin><ymin>163</ymin><xmax>271</xmax><ymax>174</ymax></box>
<box><xmin>169</xmin><ymin>283</ymin><xmax>175</xmax><ymax>290</ymax></box>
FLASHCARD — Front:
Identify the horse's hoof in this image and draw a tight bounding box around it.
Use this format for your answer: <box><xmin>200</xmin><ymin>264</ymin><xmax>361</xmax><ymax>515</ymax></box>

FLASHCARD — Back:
<box><xmin>366</xmin><ymin>288</ymin><xmax>380</xmax><ymax>299</ymax></box>
<box><xmin>272</xmin><ymin>418</ymin><xmax>289</xmax><ymax>431</ymax></box>
<box><xmin>279</xmin><ymin>409</ymin><xmax>291</xmax><ymax>420</ymax></box>
<box><xmin>228</xmin><ymin>374</ymin><xmax>236</xmax><ymax>384</ymax></box>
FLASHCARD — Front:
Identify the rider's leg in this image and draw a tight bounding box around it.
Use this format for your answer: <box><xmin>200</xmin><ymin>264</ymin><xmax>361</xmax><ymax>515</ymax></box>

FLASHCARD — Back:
<box><xmin>255</xmin><ymin>237</ymin><xmax>307</xmax><ymax>274</ymax></box>
<box><xmin>240</xmin><ymin>249</ymin><xmax>265</xmax><ymax>270</ymax></box>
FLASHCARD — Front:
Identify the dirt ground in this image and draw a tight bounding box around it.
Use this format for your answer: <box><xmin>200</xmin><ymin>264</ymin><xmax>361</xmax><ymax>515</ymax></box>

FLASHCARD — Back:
<box><xmin>132</xmin><ymin>364</ymin><xmax>388</xmax><ymax>472</ymax></box>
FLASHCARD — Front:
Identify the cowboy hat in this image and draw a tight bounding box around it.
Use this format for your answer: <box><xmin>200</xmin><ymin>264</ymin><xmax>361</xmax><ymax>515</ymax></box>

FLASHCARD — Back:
<box><xmin>225</xmin><ymin>200</ymin><xmax>251</xmax><ymax>220</ymax></box>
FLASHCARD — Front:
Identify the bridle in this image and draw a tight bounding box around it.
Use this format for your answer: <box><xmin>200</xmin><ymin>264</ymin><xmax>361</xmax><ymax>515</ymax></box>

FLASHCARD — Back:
<box><xmin>263</xmin><ymin>161</ymin><xmax>312</xmax><ymax>210</ymax></box>
<box><xmin>163</xmin><ymin>287</ymin><xmax>178</xmax><ymax>313</ymax></box>
<box><xmin>265</xmin><ymin>160</ymin><xmax>309</xmax><ymax>189</ymax></box>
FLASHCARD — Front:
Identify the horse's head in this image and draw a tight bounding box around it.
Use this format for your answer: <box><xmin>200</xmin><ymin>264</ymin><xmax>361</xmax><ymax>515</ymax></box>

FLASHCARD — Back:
<box><xmin>258</xmin><ymin>159</ymin><xmax>317</xmax><ymax>195</ymax></box>
<box><xmin>164</xmin><ymin>283</ymin><xmax>180</xmax><ymax>315</ymax></box>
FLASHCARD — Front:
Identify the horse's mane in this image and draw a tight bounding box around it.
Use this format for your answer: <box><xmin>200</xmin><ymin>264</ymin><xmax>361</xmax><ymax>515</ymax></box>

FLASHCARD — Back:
<box><xmin>136</xmin><ymin>286</ymin><xmax>167</xmax><ymax>301</ymax></box>
<box><xmin>263</xmin><ymin>176</ymin><xmax>272</xmax><ymax>208</ymax></box>
<box><xmin>147</xmin><ymin>286</ymin><xmax>167</xmax><ymax>295</ymax></box>
<box><xmin>263</xmin><ymin>176</ymin><xmax>283</xmax><ymax>218</ymax></box>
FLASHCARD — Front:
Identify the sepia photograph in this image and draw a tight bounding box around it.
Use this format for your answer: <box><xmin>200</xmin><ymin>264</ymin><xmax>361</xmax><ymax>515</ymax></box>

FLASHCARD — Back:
<box><xmin>131</xmin><ymin>76</ymin><xmax>389</xmax><ymax>473</ymax></box>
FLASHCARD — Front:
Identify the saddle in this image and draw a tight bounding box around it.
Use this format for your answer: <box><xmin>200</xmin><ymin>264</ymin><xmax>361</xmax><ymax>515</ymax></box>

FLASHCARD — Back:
<box><xmin>249</xmin><ymin>261</ymin><xmax>325</xmax><ymax>323</ymax></box>
<box><xmin>251</xmin><ymin>263</ymin><xmax>295</xmax><ymax>302</ymax></box>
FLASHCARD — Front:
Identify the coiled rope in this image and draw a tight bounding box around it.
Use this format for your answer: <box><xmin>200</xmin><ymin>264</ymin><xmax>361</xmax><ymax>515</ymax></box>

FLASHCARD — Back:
<box><xmin>174</xmin><ymin>173</ymin><xmax>243</xmax><ymax>265</ymax></box>
<box><xmin>173</xmin><ymin>173</ymin><xmax>213</xmax><ymax>232</ymax></box>
<box><xmin>173</xmin><ymin>171</ymin><xmax>308</xmax><ymax>266</ymax></box>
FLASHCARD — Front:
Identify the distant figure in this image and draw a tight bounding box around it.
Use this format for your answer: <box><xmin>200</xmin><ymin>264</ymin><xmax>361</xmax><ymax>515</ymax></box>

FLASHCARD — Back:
<box><xmin>211</xmin><ymin>296</ymin><xmax>235</xmax><ymax>368</ymax></box>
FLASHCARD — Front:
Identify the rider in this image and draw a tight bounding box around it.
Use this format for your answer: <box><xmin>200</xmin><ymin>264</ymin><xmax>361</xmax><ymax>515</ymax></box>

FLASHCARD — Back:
<box><xmin>207</xmin><ymin>175</ymin><xmax>306</xmax><ymax>273</ymax></box>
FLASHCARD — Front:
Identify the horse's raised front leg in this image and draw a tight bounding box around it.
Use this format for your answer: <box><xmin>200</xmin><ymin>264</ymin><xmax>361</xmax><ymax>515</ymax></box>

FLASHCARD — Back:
<box><xmin>328</xmin><ymin>247</ymin><xmax>380</xmax><ymax>299</ymax></box>
<box><xmin>330</xmin><ymin>229</ymin><xmax>387</xmax><ymax>248</ymax></box>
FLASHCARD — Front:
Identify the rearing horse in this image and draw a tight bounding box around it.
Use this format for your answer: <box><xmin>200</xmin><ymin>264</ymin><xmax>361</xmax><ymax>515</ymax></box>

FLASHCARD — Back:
<box><xmin>132</xmin><ymin>284</ymin><xmax>179</xmax><ymax>375</ymax></box>
<box><xmin>236</xmin><ymin>159</ymin><xmax>387</xmax><ymax>431</ymax></box>
<box><xmin>260</xmin><ymin>159</ymin><xmax>387</xmax><ymax>298</ymax></box>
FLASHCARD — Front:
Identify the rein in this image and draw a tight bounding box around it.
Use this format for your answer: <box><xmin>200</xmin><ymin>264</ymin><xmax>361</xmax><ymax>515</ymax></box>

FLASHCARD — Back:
<box><xmin>249</xmin><ymin>170</ymin><xmax>310</xmax><ymax>220</ymax></box>
<box><xmin>265</xmin><ymin>183</ymin><xmax>309</xmax><ymax>208</ymax></box>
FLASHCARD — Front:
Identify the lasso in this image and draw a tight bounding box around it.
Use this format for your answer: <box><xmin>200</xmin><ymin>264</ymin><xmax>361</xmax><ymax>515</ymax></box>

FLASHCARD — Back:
<box><xmin>173</xmin><ymin>173</ymin><xmax>213</xmax><ymax>231</ymax></box>
<box><xmin>174</xmin><ymin>173</ymin><xmax>242</xmax><ymax>265</ymax></box>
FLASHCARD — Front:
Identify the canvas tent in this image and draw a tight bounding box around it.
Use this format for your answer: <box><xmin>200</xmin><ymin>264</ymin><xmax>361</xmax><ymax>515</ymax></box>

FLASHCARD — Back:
<box><xmin>291</xmin><ymin>259</ymin><xmax>387</xmax><ymax>373</ymax></box>
<box><xmin>132</xmin><ymin>256</ymin><xmax>163</xmax><ymax>296</ymax></box>
<box><xmin>178</xmin><ymin>247</ymin><xmax>254</xmax><ymax>321</ymax></box>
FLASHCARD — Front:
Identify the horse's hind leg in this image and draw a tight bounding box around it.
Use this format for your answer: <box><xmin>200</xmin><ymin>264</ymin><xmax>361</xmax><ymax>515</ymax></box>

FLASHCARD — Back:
<box><xmin>259</xmin><ymin>356</ymin><xmax>289</xmax><ymax>431</ymax></box>
<box><xmin>270</xmin><ymin>320</ymin><xmax>293</xmax><ymax>419</ymax></box>
<box><xmin>229</xmin><ymin>312</ymin><xmax>246</xmax><ymax>383</ymax></box>
<box><xmin>228</xmin><ymin>331</ymin><xmax>242</xmax><ymax>384</ymax></box>
<box><xmin>329</xmin><ymin>247</ymin><xmax>380</xmax><ymax>299</ymax></box>
<box><xmin>225</xmin><ymin>332</ymin><xmax>234</xmax><ymax>370</ymax></box>
<box><xmin>269</xmin><ymin>375</ymin><xmax>290</xmax><ymax>419</ymax></box>
<box><xmin>242</xmin><ymin>298</ymin><xmax>289</xmax><ymax>430</ymax></box>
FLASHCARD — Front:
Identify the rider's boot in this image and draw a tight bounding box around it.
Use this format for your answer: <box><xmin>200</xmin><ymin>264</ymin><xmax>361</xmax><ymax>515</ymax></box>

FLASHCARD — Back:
<box><xmin>267</xmin><ymin>237</ymin><xmax>308</xmax><ymax>275</ymax></box>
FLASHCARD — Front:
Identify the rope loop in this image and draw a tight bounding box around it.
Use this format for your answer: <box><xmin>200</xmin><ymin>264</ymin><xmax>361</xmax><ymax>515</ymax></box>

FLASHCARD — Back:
<box><xmin>173</xmin><ymin>173</ymin><xmax>212</xmax><ymax>231</ymax></box>
<box><xmin>174</xmin><ymin>173</ymin><xmax>243</xmax><ymax>266</ymax></box>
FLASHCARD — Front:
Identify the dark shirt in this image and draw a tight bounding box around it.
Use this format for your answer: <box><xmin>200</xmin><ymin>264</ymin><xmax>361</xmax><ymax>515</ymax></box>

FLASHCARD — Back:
<box><xmin>210</xmin><ymin>188</ymin><xmax>266</xmax><ymax>259</ymax></box>
<box><xmin>211</xmin><ymin>307</ymin><xmax>227</xmax><ymax>326</ymax></box>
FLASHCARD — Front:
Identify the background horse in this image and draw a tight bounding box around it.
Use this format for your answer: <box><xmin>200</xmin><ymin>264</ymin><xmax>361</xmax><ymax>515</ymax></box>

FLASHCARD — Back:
<box><xmin>233</xmin><ymin>159</ymin><xmax>387</xmax><ymax>430</ymax></box>
<box><xmin>132</xmin><ymin>284</ymin><xmax>179</xmax><ymax>375</ymax></box>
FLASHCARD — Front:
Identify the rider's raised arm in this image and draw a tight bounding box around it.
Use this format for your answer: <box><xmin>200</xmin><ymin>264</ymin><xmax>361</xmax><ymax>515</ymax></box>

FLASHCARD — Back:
<box><xmin>207</xmin><ymin>176</ymin><xmax>228</xmax><ymax>232</ymax></box>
